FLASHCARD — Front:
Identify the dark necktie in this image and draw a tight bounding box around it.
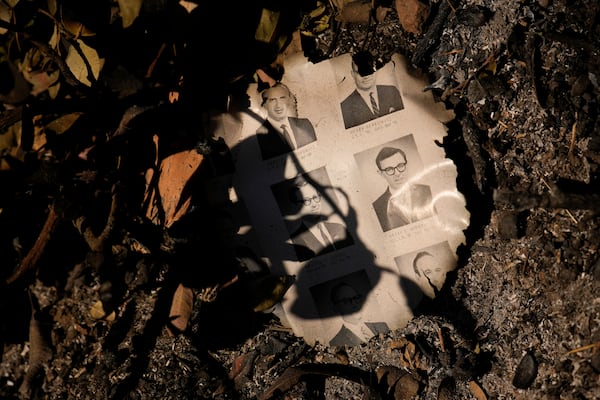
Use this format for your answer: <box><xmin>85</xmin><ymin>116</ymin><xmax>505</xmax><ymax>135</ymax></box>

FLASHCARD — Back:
<box><xmin>369</xmin><ymin>92</ymin><xmax>379</xmax><ymax>116</ymax></box>
<box><xmin>280</xmin><ymin>124</ymin><xmax>294</xmax><ymax>149</ymax></box>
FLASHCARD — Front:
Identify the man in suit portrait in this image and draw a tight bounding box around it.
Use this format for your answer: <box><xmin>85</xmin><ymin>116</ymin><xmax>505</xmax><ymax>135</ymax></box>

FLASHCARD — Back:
<box><xmin>328</xmin><ymin>281</ymin><xmax>389</xmax><ymax>346</ymax></box>
<box><xmin>372</xmin><ymin>146</ymin><xmax>436</xmax><ymax>232</ymax></box>
<box><xmin>256</xmin><ymin>83</ymin><xmax>317</xmax><ymax>160</ymax></box>
<box><xmin>340</xmin><ymin>51</ymin><xmax>404</xmax><ymax>129</ymax></box>
<box><xmin>413</xmin><ymin>250</ymin><xmax>445</xmax><ymax>297</ymax></box>
<box><xmin>288</xmin><ymin>175</ymin><xmax>354</xmax><ymax>261</ymax></box>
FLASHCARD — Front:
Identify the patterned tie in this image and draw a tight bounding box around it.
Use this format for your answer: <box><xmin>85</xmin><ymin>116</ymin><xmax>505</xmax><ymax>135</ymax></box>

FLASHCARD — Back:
<box><xmin>369</xmin><ymin>92</ymin><xmax>379</xmax><ymax>116</ymax></box>
<box><xmin>280</xmin><ymin>124</ymin><xmax>294</xmax><ymax>149</ymax></box>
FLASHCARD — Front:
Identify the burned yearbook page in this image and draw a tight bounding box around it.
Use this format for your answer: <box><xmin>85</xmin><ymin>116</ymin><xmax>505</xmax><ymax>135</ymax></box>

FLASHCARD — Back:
<box><xmin>204</xmin><ymin>52</ymin><xmax>470</xmax><ymax>346</ymax></box>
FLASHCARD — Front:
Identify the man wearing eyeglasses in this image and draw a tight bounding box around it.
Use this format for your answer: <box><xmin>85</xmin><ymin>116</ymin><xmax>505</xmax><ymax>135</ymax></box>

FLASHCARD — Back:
<box><xmin>372</xmin><ymin>146</ymin><xmax>435</xmax><ymax>232</ymax></box>
<box><xmin>340</xmin><ymin>51</ymin><xmax>404</xmax><ymax>129</ymax></box>
<box><xmin>287</xmin><ymin>176</ymin><xmax>354</xmax><ymax>261</ymax></box>
<box><xmin>328</xmin><ymin>280</ymin><xmax>390</xmax><ymax>346</ymax></box>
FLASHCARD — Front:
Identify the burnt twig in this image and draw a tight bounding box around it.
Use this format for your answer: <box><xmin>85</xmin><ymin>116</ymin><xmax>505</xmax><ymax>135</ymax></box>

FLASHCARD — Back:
<box><xmin>259</xmin><ymin>363</ymin><xmax>375</xmax><ymax>400</ymax></box>
<box><xmin>460</xmin><ymin>113</ymin><xmax>492</xmax><ymax>193</ymax></box>
<box><xmin>525</xmin><ymin>31</ymin><xmax>547</xmax><ymax>109</ymax></box>
<box><xmin>19</xmin><ymin>290</ymin><xmax>53</xmax><ymax>398</ymax></box>
<box><xmin>75</xmin><ymin>185</ymin><xmax>119</xmax><ymax>252</ymax></box>
<box><xmin>6</xmin><ymin>205</ymin><xmax>60</xmax><ymax>285</ymax></box>
<box><xmin>29</xmin><ymin>39</ymin><xmax>91</xmax><ymax>92</ymax></box>
<box><xmin>411</xmin><ymin>0</ymin><xmax>457</xmax><ymax>67</ymax></box>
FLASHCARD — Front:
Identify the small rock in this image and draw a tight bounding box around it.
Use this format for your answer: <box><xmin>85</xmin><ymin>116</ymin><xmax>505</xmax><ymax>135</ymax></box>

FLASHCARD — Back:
<box><xmin>437</xmin><ymin>376</ymin><xmax>456</xmax><ymax>400</ymax></box>
<box><xmin>538</xmin><ymin>0</ymin><xmax>551</xmax><ymax>8</ymax></box>
<box><xmin>512</xmin><ymin>352</ymin><xmax>538</xmax><ymax>389</ymax></box>
<box><xmin>591</xmin><ymin>350</ymin><xmax>600</xmax><ymax>373</ymax></box>
<box><xmin>571</xmin><ymin>74</ymin><xmax>590</xmax><ymax>97</ymax></box>
<box><xmin>591</xmin><ymin>258</ymin><xmax>600</xmax><ymax>280</ymax></box>
<box><xmin>467</xmin><ymin>78</ymin><xmax>487</xmax><ymax>104</ymax></box>
<box><xmin>394</xmin><ymin>371</ymin><xmax>420</xmax><ymax>400</ymax></box>
<box><xmin>456</xmin><ymin>5</ymin><xmax>493</xmax><ymax>27</ymax></box>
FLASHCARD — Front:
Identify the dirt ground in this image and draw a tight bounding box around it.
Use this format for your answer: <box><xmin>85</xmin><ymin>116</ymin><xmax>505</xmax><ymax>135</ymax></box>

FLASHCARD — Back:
<box><xmin>1</xmin><ymin>0</ymin><xmax>599</xmax><ymax>399</ymax></box>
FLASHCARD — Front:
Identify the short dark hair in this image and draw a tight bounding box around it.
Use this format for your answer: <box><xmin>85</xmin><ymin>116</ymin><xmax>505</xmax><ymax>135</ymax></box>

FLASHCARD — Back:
<box><xmin>330</xmin><ymin>282</ymin><xmax>358</xmax><ymax>304</ymax></box>
<box><xmin>288</xmin><ymin>174</ymin><xmax>309</xmax><ymax>203</ymax></box>
<box><xmin>412</xmin><ymin>251</ymin><xmax>434</xmax><ymax>277</ymax></box>
<box><xmin>375</xmin><ymin>147</ymin><xmax>407</xmax><ymax>170</ymax></box>
<box><xmin>261</xmin><ymin>82</ymin><xmax>292</xmax><ymax>106</ymax></box>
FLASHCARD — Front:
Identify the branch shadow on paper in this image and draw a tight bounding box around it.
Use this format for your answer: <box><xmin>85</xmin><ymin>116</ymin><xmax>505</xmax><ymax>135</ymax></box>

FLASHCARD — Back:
<box><xmin>196</xmin><ymin>50</ymin><xmax>473</xmax><ymax>346</ymax></box>
<box><xmin>200</xmin><ymin>106</ymin><xmax>430</xmax><ymax>347</ymax></box>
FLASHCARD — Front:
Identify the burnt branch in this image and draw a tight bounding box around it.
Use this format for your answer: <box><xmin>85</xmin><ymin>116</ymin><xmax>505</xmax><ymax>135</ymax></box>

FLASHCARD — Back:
<box><xmin>411</xmin><ymin>0</ymin><xmax>457</xmax><ymax>67</ymax></box>
<box><xmin>259</xmin><ymin>363</ymin><xmax>375</xmax><ymax>400</ymax></box>
<box><xmin>29</xmin><ymin>39</ymin><xmax>91</xmax><ymax>92</ymax></box>
<box><xmin>5</xmin><ymin>205</ymin><xmax>60</xmax><ymax>285</ymax></box>
<box><xmin>75</xmin><ymin>185</ymin><xmax>119</xmax><ymax>252</ymax></box>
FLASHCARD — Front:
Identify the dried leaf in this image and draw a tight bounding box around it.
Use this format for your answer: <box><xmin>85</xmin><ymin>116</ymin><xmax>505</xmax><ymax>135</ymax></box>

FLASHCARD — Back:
<box><xmin>229</xmin><ymin>352</ymin><xmax>257</xmax><ymax>388</ymax></box>
<box><xmin>376</xmin><ymin>365</ymin><xmax>403</xmax><ymax>395</ymax></box>
<box><xmin>388</xmin><ymin>337</ymin><xmax>410</xmax><ymax>351</ymax></box>
<box><xmin>330</xmin><ymin>0</ymin><xmax>355</xmax><ymax>11</ymax></box>
<box><xmin>32</xmin><ymin>119</ymin><xmax>47</xmax><ymax>152</ymax></box>
<box><xmin>117</xmin><ymin>0</ymin><xmax>142</xmax><ymax>28</ymax></box>
<box><xmin>300</xmin><ymin>1</ymin><xmax>331</xmax><ymax>36</ymax></box>
<box><xmin>335</xmin><ymin>348</ymin><xmax>350</xmax><ymax>365</ymax></box>
<box><xmin>89</xmin><ymin>300</ymin><xmax>115</xmax><ymax>321</ymax></box>
<box><xmin>389</xmin><ymin>337</ymin><xmax>423</xmax><ymax>370</ymax></box>
<box><xmin>395</xmin><ymin>0</ymin><xmax>430</xmax><ymax>35</ymax></box>
<box><xmin>45</xmin><ymin>112</ymin><xmax>83</xmax><ymax>134</ymax></box>
<box><xmin>403</xmin><ymin>340</ymin><xmax>416</xmax><ymax>366</ymax></box>
<box><xmin>179</xmin><ymin>0</ymin><xmax>198</xmax><ymax>13</ymax></box>
<box><xmin>168</xmin><ymin>283</ymin><xmax>194</xmax><ymax>334</ymax></box>
<box><xmin>0</xmin><ymin>121</ymin><xmax>19</xmax><ymax>155</ymax></box>
<box><xmin>47</xmin><ymin>0</ymin><xmax>57</xmax><ymax>15</ymax></box>
<box><xmin>469</xmin><ymin>380</ymin><xmax>487</xmax><ymax>400</ymax></box>
<box><xmin>375</xmin><ymin>6</ymin><xmax>391</xmax><ymax>23</ymax></box>
<box><xmin>144</xmin><ymin>149</ymin><xmax>204</xmax><ymax>228</ymax></box>
<box><xmin>0</xmin><ymin>3</ymin><xmax>12</xmax><ymax>35</ymax></box>
<box><xmin>1</xmin><ymin>61</ymin><xmax>30</xmax><ymax>105</ymax></box>
<box><xmin>255</xmin><ymin>8</ymin><xmax>280</xmax><ymax>44</ymax></box>
<box><xmin>65</xmin><ymin>39</ymin><xmax>104</xmax><ymax>87</ymax></box>
<box><xmin>308</xmin><ymin>2</ymin><xmax>327</xmax><ymax>19</ymax></box>
<box><xmin>260</xmin><ymin>363</ymin><xmax>372</xmax><ymax>400</ymax></box>
<box><xmin>248</xmin><ymin>274</ymin><xmax>294</xmax><ymax>312</ymax></box>
<box><xmin>127</xmin><ymin>238</ymin><xmax>151</xmax><ymax>254</ymax></box>
<box><xmin>48</xmin><ymin>81</ymin><xmax>60</xmax><ymax>99</ymax></box>
<box><xmin>375</xmin><ymin>366</ymin><xmax>420</xmax><ymax>399</ymax></box>
<box><xmin>62</xmin><ymin>19</ymin><xmax>96</xmax><ymax>37</ymax></box>
<box><xmin>437</xmin><ymin>377</ymin><xmax>457</xmax><ymax>400</ymax></box>
<box><xmin>394</xmin><ymin>372</ymin><xmax>420</xmax><ymax>399</ymax></box>
<box><xmin>259</xmin><ymin>365</ymin><xmax>306</xmax><ymax>400</ymax></box>
<box><xmin>337</xmin><ymin>2</ymin><xmax>371</xmax><ymax>24</ymax></box>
